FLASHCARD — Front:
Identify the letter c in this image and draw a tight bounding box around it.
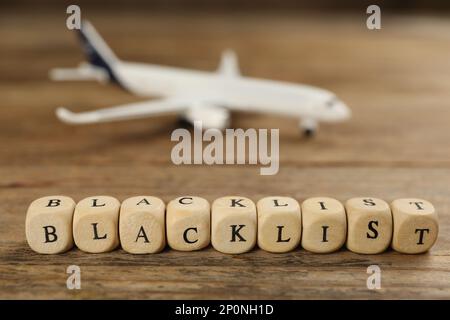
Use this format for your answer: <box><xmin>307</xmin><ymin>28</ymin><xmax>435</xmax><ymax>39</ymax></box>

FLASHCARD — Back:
<box><xmin>183</xmin><ymin>227</ymin><xmax>198</xmax><ymax>244</ymax></box>
<box><xmin>179</xmin><ymin>197</ymin><xmax>193</xmax><ymax>205</ymax></box>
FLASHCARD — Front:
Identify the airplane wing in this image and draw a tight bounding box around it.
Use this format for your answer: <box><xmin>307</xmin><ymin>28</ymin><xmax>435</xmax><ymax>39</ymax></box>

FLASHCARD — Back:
<box><xmin>56</xmin><ymin>98</ymin><xmax>188</xmax><ymax>125</ymax></box>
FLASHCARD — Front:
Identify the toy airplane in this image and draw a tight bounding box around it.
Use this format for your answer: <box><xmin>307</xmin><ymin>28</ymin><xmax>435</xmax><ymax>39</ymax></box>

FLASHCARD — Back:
<box><xmin>50</xmin><ymin>21</ymin><xmax>351</xmax><ymax>136</ymax></box>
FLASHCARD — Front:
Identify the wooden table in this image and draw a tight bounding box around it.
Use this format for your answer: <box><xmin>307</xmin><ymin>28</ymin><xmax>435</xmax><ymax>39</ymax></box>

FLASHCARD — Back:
<box><xmin>1</xmin><ymin>7</ymin><xmax>450</xmax><ymax>299</ymax></box>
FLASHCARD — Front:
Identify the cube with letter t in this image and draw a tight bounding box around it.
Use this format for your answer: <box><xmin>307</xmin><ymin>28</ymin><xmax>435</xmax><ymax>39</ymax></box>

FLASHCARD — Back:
<box><xmin>391</xmin><ymin>198</ymin><xmax>438</xmax><ymax>254</ymax></box>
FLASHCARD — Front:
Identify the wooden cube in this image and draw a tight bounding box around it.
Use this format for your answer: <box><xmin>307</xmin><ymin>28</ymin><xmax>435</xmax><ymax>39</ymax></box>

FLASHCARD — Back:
<box><xmin>119</xmin><ymin>196</ymin><xmax>166</xmax><ymax>254</ymax></box>
<box><xmin>257</xmin><ymin>196</ymin><xmax>301</xmax><ymax>253</ymax></box>
<box><xmin>73</xmin><ymin>196</ymin><xmax>120</xmax><ymax>253</ymax></box>
<box><xmin>211</xmin><ymin>196</ymin><xmax>256</xmax><ymax>254</ymax></box>
<box><xmin>391</xmin><ymin>198</ymin><xmax>438</xmax><ymax>254</ymax></box>
<box><xmin>166</xmin><ymin>196</ymin><xmax>210</xmax><ymax>251</ymax></box>
<box><xmin>25</xmin><ymin>196</ymin><xmax>75</xmax><ymax>254</ymax></box>
<box><xmin>301</xmin><ymin>197</ymin><xmax>347</xmax><ymax>253</ymax></box>
<box><xmin>345</xmin><ymin>197</ymin><xmax>392</xmax><ymax>254</ymax></box>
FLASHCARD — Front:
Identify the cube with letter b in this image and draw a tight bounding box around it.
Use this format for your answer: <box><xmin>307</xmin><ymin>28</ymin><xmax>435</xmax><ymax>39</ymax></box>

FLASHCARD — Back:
<box><xmin>211</xmin><ymin>196</ymin><xmax>256</xmax><ymax>254</ymax></box>
<box><xmin>391</xmin><ymin>198</ymin><xmax>438</xmax><ymax>254</ymax></box>
<box><xmin>73</xmin><ymin>196</ymin><xmax>120</xmax><ymax>253</ymax></box>
<box><xmin>26</xmin><ymin>196</ymin><xmax>75</xmax><ymax>254</ymax></box>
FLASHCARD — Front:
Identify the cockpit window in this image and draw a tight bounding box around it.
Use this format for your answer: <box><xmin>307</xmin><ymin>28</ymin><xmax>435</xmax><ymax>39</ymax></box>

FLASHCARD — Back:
<box><xmin>326</xmin><ymin>97</ymin><xmax>337</xmax><ymax>108</ymax></box>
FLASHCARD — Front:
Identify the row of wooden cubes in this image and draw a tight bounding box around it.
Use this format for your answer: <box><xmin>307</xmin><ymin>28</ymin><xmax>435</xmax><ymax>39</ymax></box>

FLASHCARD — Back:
<box><xmin>26</xmin><ymin>195</ymin><xmax>438</xmax><ymax>255</ymax></box>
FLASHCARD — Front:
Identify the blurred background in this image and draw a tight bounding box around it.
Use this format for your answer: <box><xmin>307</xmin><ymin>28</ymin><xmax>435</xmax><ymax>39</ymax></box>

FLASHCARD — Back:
<box><xmin>1</xmin><ymin>0</ymin><xmax>450</xmax><ymax>167</ymax></box>
<box><xmin>4</xmin><ymin>0</ymin><xmax>450</xmax><ymax>11</ymax></box>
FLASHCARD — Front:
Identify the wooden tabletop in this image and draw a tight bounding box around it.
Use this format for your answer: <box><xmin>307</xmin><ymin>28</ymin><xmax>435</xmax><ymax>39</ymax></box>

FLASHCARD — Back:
<box><xmin>1</xmin><ymin>7</ymin><xmax>450</xmax><ymax>299</ymax></box>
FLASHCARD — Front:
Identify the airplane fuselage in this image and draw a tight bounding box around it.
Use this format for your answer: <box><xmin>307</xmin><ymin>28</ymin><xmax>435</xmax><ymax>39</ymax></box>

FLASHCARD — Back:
<box><xmin>115</xmin><ymin>62</ymin><xmax>340</xmax><ymax>121</ymax></box>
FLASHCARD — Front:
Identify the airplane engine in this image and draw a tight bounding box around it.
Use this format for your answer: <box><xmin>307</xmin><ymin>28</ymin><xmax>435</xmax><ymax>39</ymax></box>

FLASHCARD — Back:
<box><xmin>182</xmin><ymin>105</ymin><xmax>230</xmax><ymax>130</ymax></box>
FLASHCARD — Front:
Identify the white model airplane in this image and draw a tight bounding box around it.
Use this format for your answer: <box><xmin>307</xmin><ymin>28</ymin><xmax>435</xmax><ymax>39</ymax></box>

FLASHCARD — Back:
<box><xmin>50</xmin><ymin>21</ymin><xmax>350</xmax><ymax>136</ymax></box>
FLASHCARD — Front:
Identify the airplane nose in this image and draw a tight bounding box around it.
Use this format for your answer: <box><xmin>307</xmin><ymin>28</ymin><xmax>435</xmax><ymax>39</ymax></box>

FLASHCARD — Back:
<box><xmin>338</xmin><ymin>101</ymin><xmax>351</xmax><ymax>120</ymax></box>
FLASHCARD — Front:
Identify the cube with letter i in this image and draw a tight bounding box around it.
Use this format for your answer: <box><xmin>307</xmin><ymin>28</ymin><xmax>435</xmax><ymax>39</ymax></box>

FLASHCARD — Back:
<box><xmin>301</xmin><ymin>197</ymin><xmax>347</xmax><ymax>253</ymax></box>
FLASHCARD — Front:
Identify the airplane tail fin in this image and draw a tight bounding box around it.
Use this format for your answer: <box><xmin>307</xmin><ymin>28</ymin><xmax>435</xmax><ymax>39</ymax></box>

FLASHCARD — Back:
<box><xmin>76</xmin><ymin>20</ymin><xmax>119</xmax><ymax>82</ymax></box>
<box><xmin>217</xmin><ymin>50</ymin><xmax>240</xmax><ymax>77</ymax></box>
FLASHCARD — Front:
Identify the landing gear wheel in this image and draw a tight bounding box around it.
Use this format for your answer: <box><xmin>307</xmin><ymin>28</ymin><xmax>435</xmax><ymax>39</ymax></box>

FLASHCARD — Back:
<box><xmin>303</xmin><ymin>128</ymin><xmax>315</xmax><ymax>137</ymax></box>
<box><xmin>300</xmin><ymin>119</ymin><xmax>318</xmax><ymax>138</ymax></box>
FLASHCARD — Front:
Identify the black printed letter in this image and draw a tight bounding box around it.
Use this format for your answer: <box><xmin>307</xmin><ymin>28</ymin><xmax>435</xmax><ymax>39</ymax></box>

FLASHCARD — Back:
<box><xmin>410</xmin><ymin>202</ymin><xmax>424</xmax><ymax>210</ymax></box>
<box><xmin>92</xmin><ymin>223</ymin><xmax>107</xmax><ymax>240</ymax></box>
<box><xmin>415</xmin><ymin>228</ymin><xmax>429</xmax><ymax>245</ymax></box>
<box><xmin>367</xmin><ymin>221</ymin><xmax>379</xmax><ymax>239</ymax></box>
<box><xmin>276</xmin><ymin>226</ymin><xmax>290</xmax><ymax>242</ymax></box>
<box><xmin>46</xmin><ymin>199</ymin><xmax>61</xmax><ymax>207</ymax></box>
<box><xmin>230</xmin><ymin>225</ymin><xmax>246</xmax><ymax>242</ymax></box>
<box><xmin>43</xmin><ymin>226</ymin><xmax>58</xmax><ymax>243</ymax></box>
<box><xmin>321</xmin><ymin>226</ymin><xmax>329</xmax><ymax>242</ymax></box>
<box><xmin>136</xmin><ymin>198</ymin><xmax>151</xmax><ymax>206</ymax></box>
<box><xmin>231</xmin><ymin>199</ymin><xmax>245</xmax><ymax>207</ymax></box>
<box><xmin>91</xmin><ymin>199</ymin><xmax>105</xmax><ymax>207</ymax></box>
<box><xmin>183</xmin><ymin>227</ymin><xmax>198</xmax><ymax>244</ymax></box>
<box><xmin>135</xmin><ymin>226</ymin><xmax>150</xmax><ymax>243</ymax></box>
<box><xmin>273</xmin><ymin>199</ymin><xmax>288</xmax><ymax>207</ymax></box>
<box><xmin>363</xmin><ymin>199</ymin><xmax>376</xmax><ymax>206</ymax></box>
<box><xmin>179</xmin><ymin>197</ymin><xmax>193</xmax><ymax>205</ymax></box>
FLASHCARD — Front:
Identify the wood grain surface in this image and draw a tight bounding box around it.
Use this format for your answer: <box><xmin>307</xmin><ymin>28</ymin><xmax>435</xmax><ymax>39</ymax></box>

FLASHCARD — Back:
<box><xmin>1</xmin><ymin>6</ymin><xmax>450</xmax><ymax>299</ymax></box>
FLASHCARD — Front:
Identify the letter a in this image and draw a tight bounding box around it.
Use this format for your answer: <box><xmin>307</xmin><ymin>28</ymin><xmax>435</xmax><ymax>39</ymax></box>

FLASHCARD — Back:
<box><xmin>367</xmin><ymin>265</ymin><xmax>381</xmax><ymax>290</ymax></box>
<box><xmin>66</xmin><ymin>5</ymin><xmax>81</xmax><ymax>30</ymax></box>
<box><xmin>366</xmin><ymin>5</ymin><xmax>381</xmax><ymax>30</ymax></box>
<box><xmin>171</xmin><ymin>128</ymin><xmax>191</xmax><ymax>165</ymax></box>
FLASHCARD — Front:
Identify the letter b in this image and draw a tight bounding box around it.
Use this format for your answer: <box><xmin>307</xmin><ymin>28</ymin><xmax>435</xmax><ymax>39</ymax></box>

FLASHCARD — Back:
<box><xmin>43</xmin><ymin>225</ymin><xmax>58</xmax><ymax>243</ymax></box>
